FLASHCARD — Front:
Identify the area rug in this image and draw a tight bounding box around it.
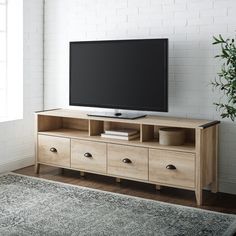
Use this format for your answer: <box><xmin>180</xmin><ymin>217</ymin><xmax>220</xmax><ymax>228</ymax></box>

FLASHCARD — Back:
<box><xmin>0</xmin><ymin>174</ymin><xmax>235</xmax><ymax>236</ymax></box>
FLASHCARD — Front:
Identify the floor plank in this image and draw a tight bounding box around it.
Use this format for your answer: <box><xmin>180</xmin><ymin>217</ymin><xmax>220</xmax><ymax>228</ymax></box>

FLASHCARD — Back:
<box><xmin>14</xmin><ymin>165</ymin><xmax>236</xmax><ymax>214</ymax></box>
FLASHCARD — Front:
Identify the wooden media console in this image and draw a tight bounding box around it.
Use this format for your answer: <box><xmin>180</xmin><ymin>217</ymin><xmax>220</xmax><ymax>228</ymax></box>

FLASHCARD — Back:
<box><xmin>35</xmin><ymin>109</ymin><xmax>220</xmax><ymax>205</ymax></box>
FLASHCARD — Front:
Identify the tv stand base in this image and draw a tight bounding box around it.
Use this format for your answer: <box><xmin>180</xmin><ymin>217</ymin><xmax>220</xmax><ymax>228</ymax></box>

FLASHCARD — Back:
<box><xmin>35</xmin><ymin>109</ymin><xmax>220</xmax><ymax>206</ymax></box>
<box><xmin>87</xmin><ymin>111</ymin><xmax>146</xmax><ymax>119</ymax></box>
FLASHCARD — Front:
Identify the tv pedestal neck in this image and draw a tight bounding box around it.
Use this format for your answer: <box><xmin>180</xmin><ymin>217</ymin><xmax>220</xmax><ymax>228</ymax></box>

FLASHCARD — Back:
<box><xmin>87</xmin><ymin>110</ymin><xmax>146</xmax><ymax>119</ymax></box>
<box><xmin>35</xmin><ymin>108</ymin><xmax>220</xmax><ymax>206</ymax></box>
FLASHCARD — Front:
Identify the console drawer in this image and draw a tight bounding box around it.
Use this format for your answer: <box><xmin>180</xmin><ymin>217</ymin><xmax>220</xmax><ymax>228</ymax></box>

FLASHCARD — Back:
<box><xmin>71</xmin><ymin>139</ymin><xmax>106</xmax><ymax>173</ymax></box>
<box><xmin>107</xmin><ymin>144</ymin><xmax>148</xmax><ymax>180</ymax></box>
<box><xmin>38</xmin><ymin>135</ymin><xmax>70</xmax><ymax>167</ymax></box>
<box><xmin>149</xmin><ymin>149</ymin><xmax>195</xmax><ymax>188</ymax></box>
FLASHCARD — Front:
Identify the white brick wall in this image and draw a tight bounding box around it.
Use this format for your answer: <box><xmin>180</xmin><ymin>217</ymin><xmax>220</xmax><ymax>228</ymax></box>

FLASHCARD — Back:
<box><xmin>0</xmin><ymin>0</ymin><xmax>43</xmax><ymax>172</ymax></box>
<box><xmin>44</xmin><ymin>0</ymin><xmax>236</xmax><ymax>194</ymax></box>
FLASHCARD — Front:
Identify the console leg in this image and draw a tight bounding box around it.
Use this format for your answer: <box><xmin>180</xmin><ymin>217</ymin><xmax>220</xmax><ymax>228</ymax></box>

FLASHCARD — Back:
<box><xmin>80</xmin><ymin>171</ymin><xmax>85</xmax><ymax>177</ymax></box>
<box><xmin>155</xmin><ymin>185</ymin><xmax>161</xmax><ymax>190</ymax></box>
<box><xmin>35</xmin><ymin>163</ymin><xmax>40</xmax><ymax>174</ymax></box>
<box><xmin>211</xmin><ymin>181</ymin><xmax>218</xmax><ymax>193</ymax></box>
<box><xmin>195</xmin><ymin>189</ymin><xmax>203</xmax><ymax>206</ymax></box>
<box><xmin>116</xmin><ymin>178</ymin><xmax>121</xmax><ymax>183</ymax></box>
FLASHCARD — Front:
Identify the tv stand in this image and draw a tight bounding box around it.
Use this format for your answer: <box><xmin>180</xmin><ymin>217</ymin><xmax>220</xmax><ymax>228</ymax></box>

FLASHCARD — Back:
<box><xmin>87</xmin><ymin>111</ymin><xmax>146</xmax><ymax>119</ymax></box>
<box><xmin>35</xmin><ymin>109</ymin><xmax>220</xmax><ymax>205</ymax></box>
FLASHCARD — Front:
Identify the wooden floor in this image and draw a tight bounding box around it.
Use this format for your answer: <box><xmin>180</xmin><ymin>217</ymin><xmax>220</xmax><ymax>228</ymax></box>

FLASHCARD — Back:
<box><xmin>15</xmin><ymin>165</ymin><xmax>236</xmax><ymax>214</ymax></box>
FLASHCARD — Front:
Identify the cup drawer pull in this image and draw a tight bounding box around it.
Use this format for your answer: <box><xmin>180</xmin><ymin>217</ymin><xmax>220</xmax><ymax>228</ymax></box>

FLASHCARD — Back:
<box><xmin>166</xmin><ymin>164</ymin><xmax>176</xmax><ymax>170</ymax></box>
<box><xmin>84</xmin><ymin>152</ymin><xmax>92</xmax><ymax>158</ymax></box>
<box><xmin>122</xmin><ymin>158</ymin><xmax>132</xmax><ymax>164</ymax></box>
<box><xmin>50</xmin><ymin>147</ymin><xmax>57</xmax><ymax>153</ymax></box>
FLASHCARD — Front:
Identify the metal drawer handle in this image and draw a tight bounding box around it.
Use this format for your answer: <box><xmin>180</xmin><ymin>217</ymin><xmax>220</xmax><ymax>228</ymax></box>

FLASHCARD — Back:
<box><xmin>122</xmin><ymin>158</ymin><xmax>132</xmax><ymax>164</ymax></box>
<box><xmin>166</xmin><ymin>164</ymin><xmax>176</xmax><ymax>170</ymax></box>
<box><xmin>84</xmin><ymin>152</ymin><xmax>92</xmax><ymax>158</ymax></box>
<box><xmin>50</xmin><ymin>147</ymin><xmax>57</xmax><ymax>153</ymax></box>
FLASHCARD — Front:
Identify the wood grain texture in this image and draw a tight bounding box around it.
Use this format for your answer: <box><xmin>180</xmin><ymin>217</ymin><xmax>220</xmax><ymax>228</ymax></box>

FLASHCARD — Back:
<box><xmin>104</xmin><ymin>121</ymin><xmax>140</xmax><ymax>131</ymax></box>
<box><xmin>199</xmin><ymin>125</ymin><xmax>219</xmax><ymax>193</ymax></box>
<box><xmin>38</xmin><ymin>129</ymin><xmax>195</xmax><ymax>153</ymax></box>
<box><xmin>195</xmin><ymin>125</ymin><xmax>219</xmax><ymax>205</ymax></box>
<box><xmin>89</xmin><ymin>120</ymin><xmax>104</xmax><ymax>136</ymax></box>
<box><xmin>35</xmin><ymin>115</ymin><xmax>40</xmax><ymax>174</ymax></box>
<box><xmin>211</xmin><ymin>125</ymin><xmax>219</xmax><ymax>193</ymax></box>
<box><xmin>35</xmin><ymin>109</ymin><xmax>219</xmax><ymax>206</ymax></box>
<box><xmin>195</xmin><ymin>129</ymin><xmax>203</xmax><ymax>206</ymax></box>
<box><xmin>71</xmin><ymin>139</ymin><xmax>106</xmax><ymax>173</ymax></box>
<box><xmin>202</xmin><ymin>127</ymin><xmax>214</xmax><ymax>186</ymax></box>
<box><xmin>140</xmin><ymin>124</ymin><xmax>154</xmax><ymax>142</ymax></box>
<box><xmin>36</xmin><ymin>109</ymin><xmax>212</xmax><ymax>129</ymax></box>
<box><xmin>38</xmin><ymin>135</ymin><xmax>70</xmax><ymax>167</ymax></box>
<box><xmin>149</xmin><ymin>149</ymin><xmax>195</xmax><ymax>188</ymax></box>
<box><xmin>107</xmin><ymin>144</ymin><xmax>148</xmax><ymax>180</ymax></box>
<box><xmin>62</xmin><ymin>117</ymin><xmax>88</xmax><ymax>131</ymax></box>
<box><xmin>37</xmin><ymin>115</ymin><xmax>62</xmax><ymax>132</ymax></box>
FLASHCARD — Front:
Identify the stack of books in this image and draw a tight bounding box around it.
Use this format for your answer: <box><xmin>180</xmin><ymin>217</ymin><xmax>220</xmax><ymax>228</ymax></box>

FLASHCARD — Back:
<box><xmin>101</xmin><ymin>129</ymin><xmax>140</xmax><ymax>140</ymax></box>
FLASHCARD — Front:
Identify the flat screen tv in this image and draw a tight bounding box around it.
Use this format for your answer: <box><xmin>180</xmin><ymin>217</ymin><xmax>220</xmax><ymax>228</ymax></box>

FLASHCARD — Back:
<box><xmin>70</xmin><ymin>38</ymin><xmax>168</xmax><ymax>119</ymax></box>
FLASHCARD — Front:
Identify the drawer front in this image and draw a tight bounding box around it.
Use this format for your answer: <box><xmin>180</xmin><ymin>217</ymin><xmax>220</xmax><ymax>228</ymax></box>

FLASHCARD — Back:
<box><xmin>107</xmin><ymin>144</ymin><xmax>148</xmax><ymax>180</ymax></box>
<box><xmin>149</xmin><ymin>149</ymin><xmax>195</xmax><ymax>188</ymax></box>
<box><xmin>38</xmin><ymin>135</ymin><xmax>70</xmax><ymax>167</ymax></box>
<box><xmin>71</xmin><ymin>139</ymin><xmax>106</xmax><ymax>173</ymax></box>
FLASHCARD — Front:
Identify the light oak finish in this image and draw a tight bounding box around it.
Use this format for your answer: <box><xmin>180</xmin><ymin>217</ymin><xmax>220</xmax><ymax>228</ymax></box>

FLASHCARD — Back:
<box><xmin>36</xmin><ymin>109</ymin><xmax>211</xmax><ymax>129</ymax></box>
<box><xmin>211</xmin><ymin>125</ymin><xmax>219</xmax><ymax>193</ymax></box>
<box><xmin>202</xmin><ymin>127</ymin><xmax>215</xmax><ymax>186</ymax></box>
<box><xmin>140</xmin><ymin>124</ymin><xmax>154</xmax><ymax>142</ymax></box>
<box><xmin>195</xmin><ymin>124</ymin><xmax>219</xmax><ymax>205</ymax></box>
<box><xmin>35</xmin><ymin>109</ymin><xmax>219</xmax><ymax>205</ymax></box>
<box><xmin>89</xmin><ymin>120</ymin><xmax>104</xmax><ymax>136</ymax></box>
<box><xmin>104</xmin><ymin>121</ymin><xmax>140</xmax><ymax>131</ymax></box>
<box><xmin>38</xmin><ymin>115</ymin><xmax>62</xmax><ymax>132</ymax></box>
<box><xmin>38</xmin><ymin>129</ymin><xmax>195</xmax><ymax>153</ymax></box>
<box><xmin>149</xmin><ymin>149</ymin><xmax>195</xmax><ymax>188</ymax></box>
<box><xmin>185</xmin><ymin>128</ymin><xmax>195</xmax><ymax>143</ymax></box>
<box><xmin>195</xmin><ymin>129</ymin><xmax>203</xmax><ymax>205</ymax></box>
<box><xmin>107</xmin><ymin>144</ymin><xmax>148</xmax><ymax>180</ymax></box>
<box><xmin>63</xmin><ymin>117</ymin><xmax>88</xmax><ymax>131</ymax></box>
<box><xmin>71</xmin><ymin>139</ymin><xmax>106</xmax><ymax>173</ymax></box>
<box><xmin>35</xmin><ymin>115</ymin><xmax>40</xmax><ymax>174</ymax></box>
<box><xmin>80</xmin><ymin>171</ymin><xmax>85</xmax><ymax>177</ymax></box>
<box><xmin>38</xmin><ymin>135</ymin><xmax>70</xmax><ymax>167</ymax></box>
<box><xmin>155</xmin><ymin>185</ymin><xmax>162</xmax><ymax>190</ymax></box>
<box><xmin>116</xmin><ymin>178</ymin><xmax>121</xmax><ymax>183</ymax></box>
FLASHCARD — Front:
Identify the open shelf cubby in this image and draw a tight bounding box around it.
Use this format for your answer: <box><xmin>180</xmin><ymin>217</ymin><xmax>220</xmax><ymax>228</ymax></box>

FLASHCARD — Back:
<box><xmin>37</xmin><ymin>115</ymin><xmax>89</xmax><ymax>138</ymax></box>
<box><xmin>140</xmin><ymin>124</ymin><xmax>196</xmax><ymax>152</ymax></box>
<box><xmin>37</xmin><ymin>115</ymin><xmax>196</xmax><ymax>153</ymax></box>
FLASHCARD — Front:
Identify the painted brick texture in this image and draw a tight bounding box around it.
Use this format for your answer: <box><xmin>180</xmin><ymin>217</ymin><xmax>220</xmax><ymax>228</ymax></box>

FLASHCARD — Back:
<box><xmin>44</xmin><ymin>0</ymin><xmax>236</xmax><ymax>194</ymax></box>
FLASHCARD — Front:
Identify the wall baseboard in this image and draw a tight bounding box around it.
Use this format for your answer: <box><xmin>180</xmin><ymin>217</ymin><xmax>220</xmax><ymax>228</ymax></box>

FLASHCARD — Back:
<box><xmin>0</xmin><ymin>156</ymin><xmax>34</xmax><ymax>174</ymax></box>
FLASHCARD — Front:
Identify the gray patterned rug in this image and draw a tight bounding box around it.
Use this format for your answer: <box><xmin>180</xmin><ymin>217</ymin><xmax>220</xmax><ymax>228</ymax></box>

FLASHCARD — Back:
<box><xmin>0</xmin><ymin>174</ymin><xmax>235</xmax><ymax>236</ymax></box>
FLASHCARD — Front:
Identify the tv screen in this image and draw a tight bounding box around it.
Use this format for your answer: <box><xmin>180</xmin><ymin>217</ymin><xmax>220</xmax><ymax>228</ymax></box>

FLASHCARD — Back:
<box><xmin>70</xmin><ymin>39</ymin><xmax>168</xmax><ymax>112</ymax></box>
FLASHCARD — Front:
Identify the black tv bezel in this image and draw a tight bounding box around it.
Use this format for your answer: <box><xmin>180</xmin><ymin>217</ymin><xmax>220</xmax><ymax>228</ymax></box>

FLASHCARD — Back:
<box><xmin>69</xmin><ymin>38</ymin><xmax>168</xmax><ymax>112</ymax></box>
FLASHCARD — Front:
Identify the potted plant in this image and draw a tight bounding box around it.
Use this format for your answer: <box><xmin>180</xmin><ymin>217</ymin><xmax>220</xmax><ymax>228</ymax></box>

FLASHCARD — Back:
<box><xmin>212</xmin><ymin>35</ymin><xmax>236</xmax><ymax>121</ymax></box>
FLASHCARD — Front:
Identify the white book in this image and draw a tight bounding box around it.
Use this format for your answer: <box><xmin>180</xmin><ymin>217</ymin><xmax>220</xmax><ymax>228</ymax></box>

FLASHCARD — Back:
<box><xmin>101</xmin><ymin>133</ymin><xmax>140</xmax><ymax>141</ymax></box>
<box><xmin>104</xmin><ymin>129</ymin><xmax>139</xmax><ymax>137</ymax></box>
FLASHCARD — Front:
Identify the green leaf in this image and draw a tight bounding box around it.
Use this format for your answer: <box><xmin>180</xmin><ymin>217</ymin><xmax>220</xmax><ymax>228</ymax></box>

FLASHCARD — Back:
<box><xmin>212</xmin><ymin>34</ymin><xmax>236</xmax><ymax>122</ymax></box>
